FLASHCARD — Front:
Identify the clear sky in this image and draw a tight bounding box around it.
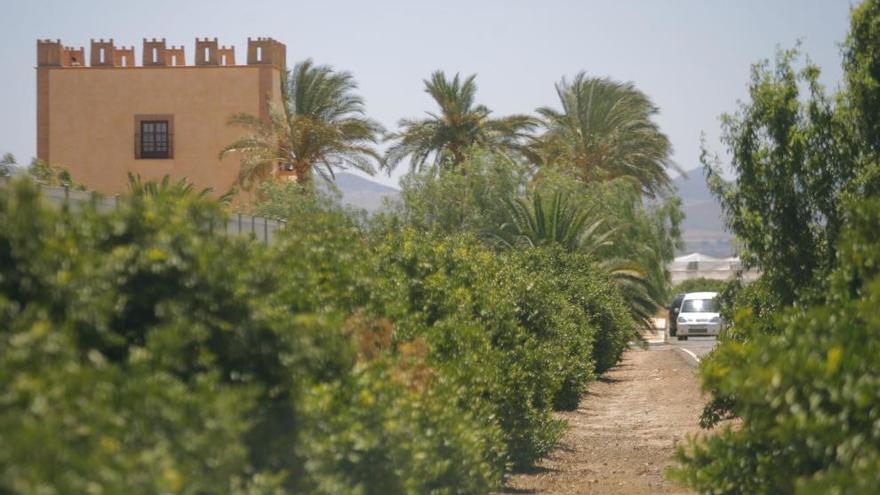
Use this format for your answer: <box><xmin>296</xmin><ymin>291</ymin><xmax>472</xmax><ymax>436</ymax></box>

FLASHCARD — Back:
<box><xmin>0</xmin><ymin>0</ymin><xmax>854</xmax><ymax>187</ymax></box>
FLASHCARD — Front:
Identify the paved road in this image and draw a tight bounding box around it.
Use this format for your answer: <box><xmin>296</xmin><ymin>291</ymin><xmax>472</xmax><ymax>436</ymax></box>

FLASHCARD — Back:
<box><xmin>671</xmin><ymin>336</ymin><xmax>717</xmax><ymax>361</ymax></box>
<box><xmin>642</xmin><ymin>327</ymin><xmax>719</xmax><ymax>365</ymax></box>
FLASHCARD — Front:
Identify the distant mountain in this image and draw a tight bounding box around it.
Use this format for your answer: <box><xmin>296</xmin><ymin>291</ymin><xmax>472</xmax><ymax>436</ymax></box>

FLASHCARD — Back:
<box><xmin>331</xmin><ymin>172</ymin><xmax>400</xmax><ymax>213</ymax></box>
<box><xmin>672</xmin><ymin>169</ymin><xmax>733</xmax><ymax>257</ymax></box>
<box><xmin>673</xmin><ymin>169</ymin><xmax>715</xmax><ymax>203</ymax></box>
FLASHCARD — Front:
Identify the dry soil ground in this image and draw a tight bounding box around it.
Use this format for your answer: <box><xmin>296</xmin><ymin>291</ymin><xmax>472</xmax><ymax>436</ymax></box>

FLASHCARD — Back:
<box><xmin>500</xmin><ymin>347</ymin><xmax>703</xmax><ymax>495</ymax></box>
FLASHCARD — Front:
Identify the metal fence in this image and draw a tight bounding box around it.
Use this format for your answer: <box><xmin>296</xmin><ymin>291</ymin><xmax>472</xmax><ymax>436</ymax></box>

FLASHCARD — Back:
<box><xmin>7</xmin><ymin>180</ymin><xmax>285</xmax><ymax>245</ymax></box>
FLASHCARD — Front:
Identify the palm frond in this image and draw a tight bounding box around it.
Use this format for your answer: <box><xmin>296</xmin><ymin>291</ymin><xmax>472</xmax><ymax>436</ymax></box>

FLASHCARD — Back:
<box><xmin>535</xmin><ymin>73</ymin><xmax>676</xmax><ymax>197</ymax></box>
<box><xmin>489</xmin><ymin>189</ymin><xmax>667</xmax><ymax>324</ymax></box>
<box><xmin>384</xmin><ymin>71</ymin><xmax>536</xmax><ymax>174</ymax></box>
<box><xmin>221</xmin><ymin>59</ymin><xmax>383</xmax><ymax>189</ymax></box>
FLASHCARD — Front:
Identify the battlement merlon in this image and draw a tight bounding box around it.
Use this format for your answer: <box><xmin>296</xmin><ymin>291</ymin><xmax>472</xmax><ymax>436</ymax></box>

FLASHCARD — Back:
<box><xmin>247</xmin><ymin>37</ymin><xmax>286</xmax><ymax>69</ymax></box>
<box><xmin>166</xmin><ymin>45</ymin><xmax>185</xmax><ymax>66</ymax></box>
<box><xmin>114</xmin><ymin>46</ymin><xmax>135</xmax><ymax>67</ymax></box>
<box><xmin>143</xmin><ymin>38</ymin><xmax>167</xmax><ymax>66</ymax></box>
<box><xmin>217</xmin><ymin>46</ymin><xmax>236</xmax><ymax>66</ymax></box>
<box><xmin>195</xmin><ymin>38</ymin><xmax>218</xmax><ymax>65</ymax></box>
<box><xmin>90</xmin><ymin>39</ymin><xmax>115</xmax><ymax>67</ymax></box>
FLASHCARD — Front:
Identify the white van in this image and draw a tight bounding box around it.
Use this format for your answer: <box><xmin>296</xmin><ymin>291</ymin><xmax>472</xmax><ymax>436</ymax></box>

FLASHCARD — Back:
<box><xmin>676</xmin><ymin>292</ymin><xmax>721</xmax><ymax>340</ymax></box>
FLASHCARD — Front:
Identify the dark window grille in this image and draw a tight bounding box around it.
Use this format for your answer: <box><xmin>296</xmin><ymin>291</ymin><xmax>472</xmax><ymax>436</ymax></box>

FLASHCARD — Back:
<box><xmin>138</xmin><ymin>120</ymin><xmax>171</xmax><ymax>159</ymax></box>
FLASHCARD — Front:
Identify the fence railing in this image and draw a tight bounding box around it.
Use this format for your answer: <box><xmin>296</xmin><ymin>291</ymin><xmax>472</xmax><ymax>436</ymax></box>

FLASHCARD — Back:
<box><xmin>3</xmin><ymin>179</ymin><xmax>285</xmax><ymax>245</ymax></box>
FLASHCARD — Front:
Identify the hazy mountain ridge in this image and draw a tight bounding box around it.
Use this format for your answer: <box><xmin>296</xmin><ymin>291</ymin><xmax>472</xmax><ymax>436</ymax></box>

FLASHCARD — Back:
<box><xmin>331</xmin><ymin>172</ymin><xmax>400</xmax><ymax>213</ymax></box>
<box><xmin>672</xmin><ymin>169</ymin><xmax>732</xmax><ymax>257</ymax></box>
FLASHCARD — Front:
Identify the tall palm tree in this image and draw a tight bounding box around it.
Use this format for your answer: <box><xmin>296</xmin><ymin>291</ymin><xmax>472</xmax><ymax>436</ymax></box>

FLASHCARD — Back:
<box><xmin>384</xmin><ymin>71</ymin><xmax>537</xmax><ymax>174</ymax></box>
<box><xmin>535</xmin><ymin>73</ymin><xmax>674</xmax><ymax>197</ymax></box>
<box><xmin>221</xmin><ymin>59</ymin><xmax>383</xmax><ymax>189</ymax></box>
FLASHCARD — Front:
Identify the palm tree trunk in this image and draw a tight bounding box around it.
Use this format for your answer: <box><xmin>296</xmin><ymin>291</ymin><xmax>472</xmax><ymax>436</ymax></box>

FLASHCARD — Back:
<box><xmin>449</xmin><ymin>144</ymin><xmax>466</xmax><ymax>174</ymax></box>
<box><xmin>294</xmin><ymin>160</ymin><xmax>312</xmax><ymax>185</ymax></box>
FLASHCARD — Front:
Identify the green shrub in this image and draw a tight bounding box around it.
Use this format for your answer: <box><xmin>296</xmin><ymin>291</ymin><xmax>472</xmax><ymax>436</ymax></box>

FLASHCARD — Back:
<box><xmin>0</xmin><ymin>179</ymin><xmax>501</xmax><ymax>494</ymax></box>
<box><xmin>300</xmin><ymin>357</ymin><xmax>505</xmax><ymax>495</ymax></box>
<box><xmin>670</xmin><ymin>199</ymin><xmax>880</xmax><ymax>493</ymax></box>
<box><xmin>0</xmin><ymin>179</ymin><xmax>292</xmax><ymax>493</ymax></box>
<box><xmin>365</xmin><ymin>230</ymin><xmax>567</xmax><ymax>468</ymax></box>
<box><xmin>389</xmin><ymin>150</ymin><xmax>529</xmax><ymax>236</ymax></box>
<box><xmin>1</xmin><ymin>175</ymin><xmax>642</xmax><ymax>492</ymax></box>
<box><xmin>508</xmin><ymin>246</ymin><xmax>635</xmax><ymax>378</ymax></box>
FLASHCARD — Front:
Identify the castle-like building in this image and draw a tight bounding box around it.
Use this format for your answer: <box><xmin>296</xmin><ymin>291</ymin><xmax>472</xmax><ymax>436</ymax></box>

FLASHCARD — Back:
<box><xmin>36</xmin><ymin>37</ymin><xmax>286</xmax><ymax>195</ymax></box>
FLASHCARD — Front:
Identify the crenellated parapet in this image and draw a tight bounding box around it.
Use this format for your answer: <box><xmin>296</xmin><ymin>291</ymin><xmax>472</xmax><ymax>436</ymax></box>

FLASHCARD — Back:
<box><xmin>195</xmin><ymin>37</ymin><xmax>218</xmax><ymax>65</ymax></box>
<box><xmin>37</xmin><ymin>37</ymin><xmax>285</xmax><ymax>68</ymax></box>
<box><xmin>247</xmin><ymin>37</ymin><xmax>286</xmax><ymax>70</ymax></box>
<box><xmin>165</xmin><ymin>45</ymin><xmax>185</xmax><ymax>66</ymax></box>
<box><xmin>38</xmin><ymin>39</ymin><xmax>86</xmax><ymax>67</ymax></box>
<box><xmin>90</xmin><ymin>39</ymin><xmax>115</xmax><ymax>66</ymax></box>
<box><xmin>217</xmin><ymin>45</ymin><xmax>235</xmax><ymax>66</ymax></box>
<box><xmin>64</xmin><ymin>45</ymin><xmax>86</xmax><ymax>66</ymax></box>
<box><xmin>142</xmin><ymin>38</ymin><xmax>166</xmax><ymax>66</ymax></box>
<box><xmin>114</xmin><ymin>46</ymin><xmax>135</xmax><ymax>67</ymax></box>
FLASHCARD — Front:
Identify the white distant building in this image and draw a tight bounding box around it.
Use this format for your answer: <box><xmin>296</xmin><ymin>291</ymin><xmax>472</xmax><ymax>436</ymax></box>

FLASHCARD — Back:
<box><xmin>669</xmin><ymin>252</ymin><xmax>759</xmax><ymax>284</ymax></box>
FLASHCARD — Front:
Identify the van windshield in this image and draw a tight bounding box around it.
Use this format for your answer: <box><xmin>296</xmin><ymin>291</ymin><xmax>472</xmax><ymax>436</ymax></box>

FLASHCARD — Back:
<box><xmin>681</xmin><ymin>298</ymin><xmax>718</xmax><ymax>313</ymax></box>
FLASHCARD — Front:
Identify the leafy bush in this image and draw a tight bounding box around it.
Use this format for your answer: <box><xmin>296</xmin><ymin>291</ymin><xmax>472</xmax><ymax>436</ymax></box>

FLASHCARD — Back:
<box><xmin>509</xmin><ymin>246</ymin><xmax>635</xmax><ymax>376</ymax></box>
<box><xmin>365</xmin><ymin>230</ymin><xmax>566</xmax><ymax>468</ymax></box>
<box><xmin>0</xmin><ymin>153</ymin><xmax>15</xmax><ymax>178</ymax></box>
<box><xmin>670</xmin><ymin>199</ymin><xmax>880</xmax><ymax>493</ymax></box>
<box><xmin>0</xmin><ymin>173</ymin><xmax>644</xmax><ymax>493</ymax></box>
<box><xmin>300</xmin><ymin>357</ymin><xmax>505</xmax><ymax>495</ymax></box>
<box><xmin>388</xmin><ymin>150</ymin><xmax>529</xmax><ymax>236</ymax></box>
<box><xmin>0</xmin><ymin>179</ymin><xmax>501</xmax><ymax>494</ymax></box>
<box><xmin>674</xmin><ymin>7</ymin><xmax>880</xmax><ymax>490</ymax></box>
<box><xmin>0</xmin><ymin>179</ymin><xmax>289</xmax><ymax>493</ymax></box>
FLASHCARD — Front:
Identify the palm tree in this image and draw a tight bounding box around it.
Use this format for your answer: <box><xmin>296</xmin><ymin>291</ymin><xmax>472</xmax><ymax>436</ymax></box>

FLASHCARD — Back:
<box><xmin>535</xmin><ymin>73</ymin><xmax>674</xmax><ymax>197</ymax></box>
<box><xmin>384</xmin><ymin>71</ymin><xmax>537</xmax><ymax>174</ymax></box>
<box><xmin>221</xmin><ymin>59</ymin><xmax>383</xmax><ymax>189</ymax></box>
<box><xmin>126</xmin><ymin>173</ymin><xmax>232</xmax><ymax>203</ymax></box>
<box><xmin>490</xmin><ymin>191</ymin><xmax>612</xmax><ymax>255</ymax></box>
<box><xmin>489</xmin><ymin>190</ymin><xmax>662</xmax><ymax>326</ymax></box>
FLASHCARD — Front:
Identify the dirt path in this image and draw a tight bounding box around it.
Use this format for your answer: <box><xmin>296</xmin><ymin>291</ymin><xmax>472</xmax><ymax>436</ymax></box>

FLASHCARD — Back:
<box><xmin>500</xmin><ymin>347</ymin><xmax>703</xmax><ymax>495</ymax></box>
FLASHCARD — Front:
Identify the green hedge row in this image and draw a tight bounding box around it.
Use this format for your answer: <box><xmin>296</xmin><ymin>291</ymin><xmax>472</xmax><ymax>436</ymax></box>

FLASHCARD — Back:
<box><xmin>0</xmin><ymin>178</ymin><xmax>635</xmax><ymax>494</ymax></box>
<box><xmin>670</xmin><ymin>200</ymin><xmax>880</xmax><ymax>493</ymax></box>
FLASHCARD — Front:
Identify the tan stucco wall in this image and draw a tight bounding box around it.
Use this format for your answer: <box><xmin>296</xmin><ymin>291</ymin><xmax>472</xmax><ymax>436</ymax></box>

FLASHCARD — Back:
<box><xmin>43</xmin><ymin>65</ymin><xmax>283</xmax><ymax>196</ymax></box>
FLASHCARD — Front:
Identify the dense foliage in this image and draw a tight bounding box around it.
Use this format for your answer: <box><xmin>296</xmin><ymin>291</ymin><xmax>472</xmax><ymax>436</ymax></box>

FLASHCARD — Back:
<box><xmin>673</xmin><ymin>1</ymin><xmax>880</xmax><ymax>492</ymax></box>
<box><xmin>701</xmin><ymin>48</ymin><xmax>859</xmax><ymax>306</ymax></box>
<box><xmin>389</xmin><ymin>150</ymin><xmax>529</xmax><ymax>235</ymax></box>
<box><xmin>388</xmin><ymin>154</ymin><xmax>681</xmax><ymax>327</ymax></box>
<box><xmin>0</xmin><ymin>174</ymin><xmax>638</xmax><ymax>493</ymax></box>
<box><xmin>671</xmin><ymin>199</ymin><xmax>880</xmax><ymax>494</ymax></box>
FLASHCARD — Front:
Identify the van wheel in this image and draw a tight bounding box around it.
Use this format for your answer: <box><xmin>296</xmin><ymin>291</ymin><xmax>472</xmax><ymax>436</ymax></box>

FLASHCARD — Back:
<box><xmin>677</xmin><ymin>335</ymin><xmax>688</xmax><ymax>341</ymax></box>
